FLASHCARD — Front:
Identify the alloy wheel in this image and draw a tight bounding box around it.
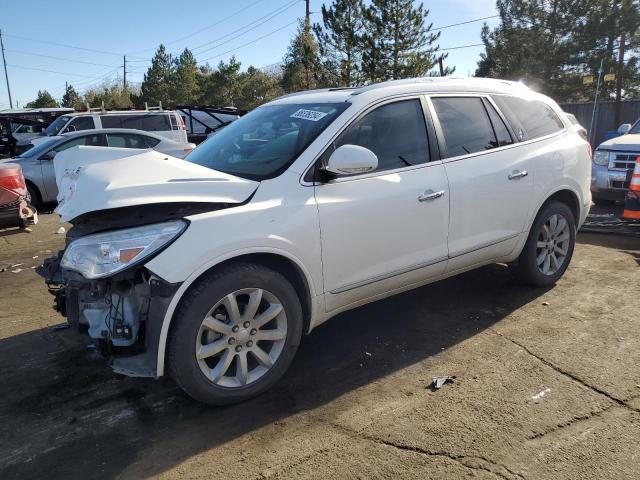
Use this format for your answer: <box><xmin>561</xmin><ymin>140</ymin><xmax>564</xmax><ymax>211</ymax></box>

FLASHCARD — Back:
<box><xmin>535</xmin><ymin>213</ymin><xmax>571</xmax><ymax>276</ymax></box>
<box><xmin>195</xmin><ymin>288</ymin><xmax>287</xmax><ymax>388</ymax></box>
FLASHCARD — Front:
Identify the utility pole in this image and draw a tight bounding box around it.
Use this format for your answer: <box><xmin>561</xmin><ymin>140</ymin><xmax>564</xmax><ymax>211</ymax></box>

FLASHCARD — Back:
<box><xmin>589</xmin><ymin>58</ymin><xmax>604</xmax><ymax>146</ymax></box>
<box><xmin>438</xmin><ymin>56</ymin><xmax>445</xmax><ymax>76</ymax></box>
<box><xmin>305</xmin><ymin>0</ymin><xmax>310</xmax><ymax>23</ymax></box>
<box><xmin>0</xmin><ymin>29</ymin><xmax>13</xmax><ymax>109</ymax></box>
<box><xmin>123</xmin><ymin>55</ymin><xmax>127</xmax><ymax>91</ymax></box>
<box><xmin>614</xmin><ymin>32</ymin><xmax>625</xmax><ymax>127</ymax></box>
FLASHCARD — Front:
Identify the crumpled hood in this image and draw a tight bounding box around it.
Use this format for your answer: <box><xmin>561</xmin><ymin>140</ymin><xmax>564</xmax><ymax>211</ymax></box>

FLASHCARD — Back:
<box><xmin>54</xmin><ymin>146</ymin><xmax>259</xmax><ymax>222</ymax></box>
<box><xmin>598</xmin><ymin>134</ymin><xmax>640</xmax><ymax>152</ymax></box>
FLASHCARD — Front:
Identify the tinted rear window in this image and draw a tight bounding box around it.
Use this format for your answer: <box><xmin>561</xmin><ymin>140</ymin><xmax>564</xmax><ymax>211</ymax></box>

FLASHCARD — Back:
<box><xmin>492</xmin><ymin>96</ymin><xmax>564</xmax><ymax>140</ymax></box>
<box><xmin>100</xmin><ymin>114</ymin><xmax>172</xmax><ymax>131</ymax></box>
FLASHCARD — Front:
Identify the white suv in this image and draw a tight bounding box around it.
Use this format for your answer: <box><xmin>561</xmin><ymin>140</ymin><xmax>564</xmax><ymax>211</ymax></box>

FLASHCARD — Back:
<box><xmin>39</xmin><ymin>78</ymin><xmax>592</xmax><ymax>405</ymax></box>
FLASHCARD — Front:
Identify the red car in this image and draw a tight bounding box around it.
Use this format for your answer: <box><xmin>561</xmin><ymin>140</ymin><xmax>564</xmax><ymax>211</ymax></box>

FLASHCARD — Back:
<box><xmin>0</xmin><ymin>162</ymin><xmax>38</xmax><ymax>229</ymax></box>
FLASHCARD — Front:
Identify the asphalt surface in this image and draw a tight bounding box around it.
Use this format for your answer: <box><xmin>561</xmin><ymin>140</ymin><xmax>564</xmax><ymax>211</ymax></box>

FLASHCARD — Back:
<box><xmin>0</xmin><ymin>208</ymin><xmax>639</xmax><ymax>480</ymax></box>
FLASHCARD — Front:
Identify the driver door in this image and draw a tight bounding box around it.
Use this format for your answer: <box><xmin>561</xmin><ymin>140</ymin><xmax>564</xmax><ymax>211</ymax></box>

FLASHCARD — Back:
<box><xmin>314</xmin><ymin>98</ymin><xmax>450</xmax><ymax>312</ymax></box>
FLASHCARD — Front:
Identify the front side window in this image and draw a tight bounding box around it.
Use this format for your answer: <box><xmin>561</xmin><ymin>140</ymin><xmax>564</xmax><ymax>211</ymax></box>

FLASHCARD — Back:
<box><xmin>432</xmin><ymin>97</ymin><xmax>499</xmax><ymax>157</ymax></box>
<box><xmin>53</xmin><ymin>134</ymin><xmax>104</xmax><ymax>153</ymax></box>
<box><xmin>329</xmin><ymin>99</ymin><xmax>430</xmax><ymax>172</ymax></box>
<box><xmin>185</xmin><ymin>102</ymin><xmax>350</xmax><ymax>180</ymax></box>
<box><xmin>492</xmin><ymin>96</ymin><xmax>564</xmax><ymax>140</ymax></box>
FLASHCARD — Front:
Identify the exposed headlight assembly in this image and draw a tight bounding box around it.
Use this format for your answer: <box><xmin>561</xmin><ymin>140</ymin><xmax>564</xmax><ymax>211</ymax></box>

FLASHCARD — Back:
<box><xmin>61</xmin><ymin>220</ymin><xmax>187</xmax><ymax>279</ymax></box>
<box><xmin>592</xmin><ymin>150</ymin><xmax>611</xmax><ymax>166</ymax></box>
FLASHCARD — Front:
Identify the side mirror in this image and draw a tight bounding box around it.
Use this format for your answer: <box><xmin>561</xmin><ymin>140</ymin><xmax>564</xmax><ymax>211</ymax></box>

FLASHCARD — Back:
<box><xmin>323</xmin><ymin>144</ymin><xmax>378</xmax><ymax>176</ymax></box>
<box><xmin>63</xmin><ymin>125</ymin><xmax>77</xmax><ymax>133</ymax></box>
<box><xmin>618</xmin><ymin>123</ymin><xmax>632</xmax><ymax>135</ymax></box>
<box><xmin>41</xmin><ymin>150</ymin><xmax>57</xmax><ymax>161</ymax></box>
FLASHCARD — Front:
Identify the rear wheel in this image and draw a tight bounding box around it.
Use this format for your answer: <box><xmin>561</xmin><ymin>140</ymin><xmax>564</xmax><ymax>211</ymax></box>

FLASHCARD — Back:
<box><xmin>512</xmin><ymin>201</ymin><xmax>576</xmax><ymax>287</ymax></box>
<box><xmin>26</xmin><ymin>183</ymin><xmax>39</xmax><ymax>205</ymax></box>
<box><xmin>168</xmin><ymin>263</ymin><xmax>303</xmax><ymax>405</ymax></box>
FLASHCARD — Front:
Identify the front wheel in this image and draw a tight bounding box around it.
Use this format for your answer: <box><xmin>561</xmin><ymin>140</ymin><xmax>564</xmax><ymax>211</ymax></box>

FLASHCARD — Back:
<box><xmin>512</xmin><ymin>201</ymin><xmax>576</xmax><ymax>287</ymax></box>
<box><xmin>168</xmin><ymin>263</ymin><xmax>303</xmax><ymax>405</ymax></box>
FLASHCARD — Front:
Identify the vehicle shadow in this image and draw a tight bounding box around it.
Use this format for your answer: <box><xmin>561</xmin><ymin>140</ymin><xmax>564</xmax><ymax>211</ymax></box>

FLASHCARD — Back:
<box><xmin>0</xmin><ymin>264</ymin><xmax>549</xmax><ymax>480</ymax></box>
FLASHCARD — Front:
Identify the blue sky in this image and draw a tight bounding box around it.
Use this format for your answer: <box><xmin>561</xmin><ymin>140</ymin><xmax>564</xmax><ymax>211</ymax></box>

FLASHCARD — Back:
<box><xmin>0</xmin><ymin>0</ymin><xmax>499</xmax><ymax>109</ymax></box>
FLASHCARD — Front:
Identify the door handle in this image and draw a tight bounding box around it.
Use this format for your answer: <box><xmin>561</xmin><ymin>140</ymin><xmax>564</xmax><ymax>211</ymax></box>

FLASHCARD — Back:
<box><xmin>508</xmin><ymin>170</ymin><xmax>528</xmax><ymax>180</ymax></box>
<box><xmin>418</xmin><ymin>189</ymin><xmax>445</xmax><ymax>202</ymax></box>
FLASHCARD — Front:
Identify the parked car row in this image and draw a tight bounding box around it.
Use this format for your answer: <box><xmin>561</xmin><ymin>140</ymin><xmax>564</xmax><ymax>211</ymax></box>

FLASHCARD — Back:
<box><xmin>5</xmin><ymin>129</ymin><xmax>196</xmax><ymax>204</ymax></box>
<box><xmin>37</xmin><ymin>77</ymin><xmax>592</xmax><ymax>405</ymax></box>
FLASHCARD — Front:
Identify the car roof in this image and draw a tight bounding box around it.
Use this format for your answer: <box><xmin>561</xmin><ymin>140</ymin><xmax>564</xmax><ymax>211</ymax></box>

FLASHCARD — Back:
<box><xmin>269</xmin><ymin>77</ymin><xmax>540</xmax><ymax>105</ymax></box>
<box><xmin>62</xmin><ymin>110</ymin><xmax>176</xmax><ymax>117</ymax></box>
<box><xmin>59</xmin><ymin>128</ymin><xmax>166</xmax><ymax>140</ymax></box>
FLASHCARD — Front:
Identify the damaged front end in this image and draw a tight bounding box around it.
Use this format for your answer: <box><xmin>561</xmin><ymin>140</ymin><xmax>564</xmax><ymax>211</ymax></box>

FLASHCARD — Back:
<box><xmin>38</xmin><ymin>216</ymin><xmax>189</xmax><ymax>377</ymax></box>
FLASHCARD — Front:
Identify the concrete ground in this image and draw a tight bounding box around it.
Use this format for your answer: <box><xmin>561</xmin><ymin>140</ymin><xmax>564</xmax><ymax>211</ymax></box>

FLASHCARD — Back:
<box><xmin>0</xmin><ymin>208</ymin><xmax>639</xmax><ymax>480</ymax></box>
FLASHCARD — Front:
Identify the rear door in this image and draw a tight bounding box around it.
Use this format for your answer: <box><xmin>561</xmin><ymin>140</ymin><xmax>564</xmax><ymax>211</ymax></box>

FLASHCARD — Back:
<box><xmin>429</xmin><ymin>95</ymin><xmax>532</xmax><ymax>268</ymax></box>
<box><xmin>314</xmin><ymin>97</ymin><xmax>450</xmax><ymax>312</ymax></box>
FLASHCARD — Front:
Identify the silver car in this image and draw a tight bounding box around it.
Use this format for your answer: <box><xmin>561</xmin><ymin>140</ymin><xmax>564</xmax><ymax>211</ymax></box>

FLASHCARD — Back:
<box><xmin>592</xmin><ymin>120</ymin><xmax>640</xmax><ymax>203</ymax></box>
<box><xmin>3</xmin><ymin>129</ymin><xmax>196</xmax><ymax>203</ymax></box>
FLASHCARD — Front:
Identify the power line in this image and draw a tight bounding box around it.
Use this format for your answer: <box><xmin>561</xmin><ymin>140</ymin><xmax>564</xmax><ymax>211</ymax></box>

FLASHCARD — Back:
<box><xmin>431</xmin><ymin>15</ymin><xmax>499</xmax><ymax>32</ymax></box>
<box><xmin>200</xmin><ymin>20</ymin><xmax>299</xmax><ymax>63</ymax></box>
<box><xmin>439</xmin><ymin>43</ymin><xmax>484</xmax><ymax>51</ymax></box>
<box><xmin>7</xmin><ymin>64</ymin><xmax>114</xmax><ymax>78</ymax></box>
<box><xmin>1</xmin><ymin>32</ymin><xmax>126</xmax><ymax>57</ymax></box>
<box><xmin>192</xmin><ymin>0</ymin><xmax>300</xmax><ymax>53</ymax></box>
<box><xmin>126</xmin><ymin>0</ymin><xmax>269</xmax><ymax>55</ymax></box>
<box><xmin>4</xmin><ymin>49</ymin><xmax>116</xmax><ymax>67</ymax></box>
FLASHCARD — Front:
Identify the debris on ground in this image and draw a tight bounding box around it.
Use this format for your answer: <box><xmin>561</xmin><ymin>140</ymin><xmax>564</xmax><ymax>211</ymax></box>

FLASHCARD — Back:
<box><xmin>542</xmin><ymin>301</ymin><xmax>550</xmax><ymax>306</ymax></box>
<box><xmin>11</xmin><ymin>268</ymin><xmax>23</xmax><ymax>273</ymax></box>
<box><xmin>10</xmin><ymin>263</ymin><xmax>22</xmax><ymax>268</ymax></box>
<box><xmin>365</xmin><ymin>351</ymin><xmax>372</xmax><ymax>356</ymax></box>
<box><xmin>530</xmin><ymin>388</ymin><xmax>551</xmax><ymax>401</ymax></box>
<box><xmin>32</xmin><ymin>255</ymin><xmax>38</xmax><ymax>259</ymax></box>
<box><xmin>56</xmin><ymin>227</ymin><xmax>66</xmax><ymax>235</ymax></box>
<box><xmin>430</xmin><ymin>375</ymin><xmax>456</xmax><ymax>390</ymax></box>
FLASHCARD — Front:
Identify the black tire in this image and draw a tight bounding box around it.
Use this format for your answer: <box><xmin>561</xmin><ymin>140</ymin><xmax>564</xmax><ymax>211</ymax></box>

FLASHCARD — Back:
<box><xmin>26</xmin><ymin>183</ymin><xmax>39</xmax><ymax>205</ymax></box>
<box><xmin>512</xmin><ymin>201</ymin><xmax>576</xmax><ymax>287</ymax></box>
<box><xmin>168</xmin><ymin>262</ymin><xmax>303</xmax><ymax>405</ymax></box>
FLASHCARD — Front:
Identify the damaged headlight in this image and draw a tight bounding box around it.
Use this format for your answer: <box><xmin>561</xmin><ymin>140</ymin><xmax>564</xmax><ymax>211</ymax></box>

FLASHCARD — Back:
<box><xmin>61</xmin><ymin>220</ymin><xmax>187</xmax><ymax>279</ymax></box>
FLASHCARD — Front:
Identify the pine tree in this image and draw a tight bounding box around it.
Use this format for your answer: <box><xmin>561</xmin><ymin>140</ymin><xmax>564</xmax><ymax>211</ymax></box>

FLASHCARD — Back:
<box><xmin>236</xmin><ymin>66</ymin><xmax>283</xmax><ymax>110</ymax></box>
<box><xmin>139</xmin><ymin>44</ymin><xmax>175</xmax><ymax>106</ymax></box>
<box><xmin>361</xmin><ymin>0</ymin><xmax>444</xmax><ymax>83</ymax></box>
<box><xmin>173</xmin><ymin>48</ymin><xmax>200</xmax><ymax>105</ymax></box>
<box><xmin>476</xmin><ymin>0</ymin><xmax>640</xmax><ymax>101</ymax></box>
<box><xmin>313</xmin><ymin>0</ymin><xmax>366</xmax><ymax>87</ymax></box>
<box><xmin>281</xmin><ymin>19</ymin><xmax>328</xmax><ymax>92</ymax></box>
<box><xmin>26</xmin><ymin>90</ymin><xmax>59</xmax><ymax>108</ymax></box>
<box><xmin>61</xmin><ymin>85</ymin><xmax>82</xmax><ymax>109</ymax></box>
<box><xmin>200</xmin><ymin>57</ymin><xmax>243</xmax><ymax>106</ymax></box>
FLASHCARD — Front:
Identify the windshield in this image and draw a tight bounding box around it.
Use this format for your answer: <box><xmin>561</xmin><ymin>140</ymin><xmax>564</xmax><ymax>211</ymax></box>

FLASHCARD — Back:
<box><xmin>629</xmin><ymin>119</ymin><xmax>640</xmax><ymax>134</ymax></box>
<box><xmin>184</xmin><ymin>102</ymin><xmax>350</xmax><ymax>180</ymax></box>
<box><xmin>44</xmin><ymin>115</ymin><xmax>71</xmax><ymax>136</ymax></box>
<box><xmin>18</xmin><ymin>138</ymin><xmax>59</xmax><ymax>158</ymax></box>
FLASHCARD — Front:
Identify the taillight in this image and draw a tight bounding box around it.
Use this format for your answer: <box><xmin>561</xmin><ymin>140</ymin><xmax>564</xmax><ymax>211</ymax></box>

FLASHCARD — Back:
<box><xmin>183</xmin><ymin>147</ymin><xmax>193</xmax><ymax>153</ymax></box>
<box><xmin>179</xmin><ymin>115</ymin><xmax>186</xmax><ymax>130</ymax></box>
<box><xmin>0</xmin><ymin>165</ymin><xmax>27</xmax><ymax>196</ymax></box>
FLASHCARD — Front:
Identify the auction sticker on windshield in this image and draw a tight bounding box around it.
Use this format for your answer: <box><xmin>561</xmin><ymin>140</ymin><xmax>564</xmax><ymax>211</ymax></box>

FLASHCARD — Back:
<box><xmin>290</xmin><ymin>109</ymin><xmax>329</xmax><ymax>122</ymax></box>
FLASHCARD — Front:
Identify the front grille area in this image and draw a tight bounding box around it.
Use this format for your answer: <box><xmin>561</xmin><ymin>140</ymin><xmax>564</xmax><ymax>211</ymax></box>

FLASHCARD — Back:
<box><xmin>609</xmin><ymin>152</ymin><xmax>639</xmax><ymax>171</ymax></box>
<box><xmin>611</xmin><ymin>180</ymin><xmax>631</xmax><ymax>189</ymax></box>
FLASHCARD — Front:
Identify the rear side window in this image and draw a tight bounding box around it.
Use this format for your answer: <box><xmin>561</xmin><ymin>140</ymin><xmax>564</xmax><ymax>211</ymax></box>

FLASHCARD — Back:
<box><xmin>485</xmin><ymin>101</ymin><xmax>513</xmax><ymax>147</ymax></box>
<box><xmin>143</xmin><ymin>135</ymin><xmax>161</xmax><ymax>147</ymax></box>
<box><xmin>331</xmin><ymin>99</ymin><xmax>430</xmax><ymax>172</ymax></box>
<box><xmin>106</xmin><ymin>133</ymin><xmax>148</xmax><ymax>149</ymax></box>
<box><xmin>141</xmin><ymin>114</ymin><xmax>172</xmax><ymax>131</ymax></box>
<box><xmin>68</xmin><ymin>116</ymin><xmax>95</xmax><ymax>131</ymax></box>
<box><xmin>432</xmin><ymin>97</ymin><xmax>500</xmax><ymax>157</ymax></box>
<box><xmin>492</xmin><ymin>96</ymin><xmax>564</xmax><ymax>140</ymax></box>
